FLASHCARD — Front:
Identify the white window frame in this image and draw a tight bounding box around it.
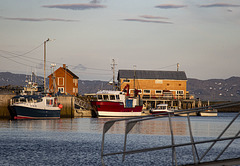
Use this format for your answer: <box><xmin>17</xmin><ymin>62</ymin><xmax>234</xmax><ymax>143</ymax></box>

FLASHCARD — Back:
<box><xmin>176</xmin><ymin>90</ymin><xmax>184</xmax><ymax>95</ymax></box>
<box><xmin>58</xmin><ymin>77</ymin><xmax>64</xmax><ymax>86</ymax></box>
<box><xmin>137</xmin><ymin>89</ymin><xmax>142</xmax><ymax>94</ymax></box>
<box><xmin>58</xmin><ymin>87</ymin><xmax>64</xmax><ymax>93</ymax></box>
<box><xmin>143</xmin><ymin>89</ymin><xmax>151</xmax><ymax>94</ymax></box>
<box><xmin>155</xmin><ymin>90</ymin><xmax>163</xmax><ymax>94</ymax></box>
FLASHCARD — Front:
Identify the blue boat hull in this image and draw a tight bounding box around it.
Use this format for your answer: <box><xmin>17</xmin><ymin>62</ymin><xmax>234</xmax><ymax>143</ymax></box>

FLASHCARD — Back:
<box><xmin>11</xmin><ymin>105</ymin><xmax>60</xmax><ymax>119</ymax></box>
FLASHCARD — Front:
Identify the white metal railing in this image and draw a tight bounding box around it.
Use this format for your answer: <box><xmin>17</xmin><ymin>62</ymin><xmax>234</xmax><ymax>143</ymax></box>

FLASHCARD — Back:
<box><xmin>101</xmin><ymin>101</ymin><xmax>240</xmax><ymax>166</ymax></box>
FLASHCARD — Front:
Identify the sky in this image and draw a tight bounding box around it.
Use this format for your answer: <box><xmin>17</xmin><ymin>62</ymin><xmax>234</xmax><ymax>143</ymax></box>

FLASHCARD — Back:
<box><xmin>0</xmin><ymin>0</ymin><xmax>240</xmax><ymax>81</ymax></box>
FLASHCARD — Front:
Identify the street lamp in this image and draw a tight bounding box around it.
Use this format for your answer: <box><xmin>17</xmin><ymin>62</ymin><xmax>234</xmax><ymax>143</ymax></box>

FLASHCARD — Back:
<box><xmin>43</xmin><ymin>38</ymin><xmax>55</xmax><ymax>94</ymax></box>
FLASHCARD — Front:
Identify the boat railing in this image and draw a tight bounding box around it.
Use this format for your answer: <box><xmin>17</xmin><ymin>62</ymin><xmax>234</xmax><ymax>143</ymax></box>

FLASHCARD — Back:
<box><xmin>101</xmin><ymin>101</ymin><xmax>240</xmax><ymax>166</ymax></box>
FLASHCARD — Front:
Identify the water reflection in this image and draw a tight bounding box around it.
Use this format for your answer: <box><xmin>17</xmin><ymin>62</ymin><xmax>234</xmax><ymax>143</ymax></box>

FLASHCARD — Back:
<box><xmin>0</xmin><ymin>113</ymin><xmax>239</xmax><ymax>138</ymax></box>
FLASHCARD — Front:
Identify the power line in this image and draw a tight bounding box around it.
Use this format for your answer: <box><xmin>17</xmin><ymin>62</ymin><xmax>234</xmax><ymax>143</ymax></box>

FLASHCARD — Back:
<box><xmin>0</xmin><ymin>53</ymin><xmax>37</xmax><ymax>68</ymax></box>
<box><xmin>0</xmin><ymin>49</ymin><xmax>112</xmax><ymax>72</ymax></box>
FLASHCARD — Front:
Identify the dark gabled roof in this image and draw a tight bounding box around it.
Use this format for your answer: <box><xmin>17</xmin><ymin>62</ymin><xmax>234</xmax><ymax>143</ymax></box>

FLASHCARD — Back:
<box><xmin>64</xmin><ymin>68</ymin><xmax>79</xmax><ymax>79</ymax></box>
<box><xmin>118</xmin><ymin>70</ymin><xmax>187</xmax><ymax>80</ymax></box>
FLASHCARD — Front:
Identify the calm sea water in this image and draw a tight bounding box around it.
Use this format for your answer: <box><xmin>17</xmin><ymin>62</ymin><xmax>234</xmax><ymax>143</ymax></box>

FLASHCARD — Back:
<box><xmin>0</xmin><ymin>113</ymin><xmax>239</xmax><ymax>166</ymax></box>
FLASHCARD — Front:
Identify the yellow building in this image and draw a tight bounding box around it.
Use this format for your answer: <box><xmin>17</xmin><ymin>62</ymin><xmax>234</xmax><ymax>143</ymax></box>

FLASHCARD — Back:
<box><xmin>118</xmin><ymin>70</ymin><xmax>188</xmax><ymax>100</ymax></box>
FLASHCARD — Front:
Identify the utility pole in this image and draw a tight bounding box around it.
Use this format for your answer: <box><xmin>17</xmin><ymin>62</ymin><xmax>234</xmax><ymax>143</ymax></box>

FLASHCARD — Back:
<box><xmin>44</xmin><ymin>38</ymin><xmax>50</xmax><ymax>94</ymax></box>
<box><xmin>111</xmin><ymin>59</ymin><xmax>117</xmax><ymax>90</ymax></box>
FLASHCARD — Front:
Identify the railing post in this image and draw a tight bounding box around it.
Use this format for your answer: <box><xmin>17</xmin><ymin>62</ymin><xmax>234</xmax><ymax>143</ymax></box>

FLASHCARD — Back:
<box><xmin>168</xmin><ymin>113</ymin><xmax>177</xmax><ymax>166</ymax></box>
<box><xmin>187</xmin><ymin>114</ymin><xmax>199</xmax><ymax>164</ymax></box>
<box><xmin>122</xmin><ymin>121</ymin><xmax>138</xmax><ymax>162</ymax></box>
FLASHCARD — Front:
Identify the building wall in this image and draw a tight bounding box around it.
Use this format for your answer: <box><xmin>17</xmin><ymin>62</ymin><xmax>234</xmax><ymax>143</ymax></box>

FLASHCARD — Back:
<box><xmin>120</xmin><ymin>78</ymin><xmax>187</xmax><ymax>98</ymax></box>
<box><xmin>49</xmin><ymin>67</ymin><xmax>78</xmax><ymax>96</ymax></box>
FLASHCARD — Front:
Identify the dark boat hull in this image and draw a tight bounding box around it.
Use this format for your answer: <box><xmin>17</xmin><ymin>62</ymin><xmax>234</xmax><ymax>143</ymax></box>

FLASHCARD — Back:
<box><xmin>11</xmin><ymin>105</ymin><xmax>60</xmax><ymax>119</ymax></box>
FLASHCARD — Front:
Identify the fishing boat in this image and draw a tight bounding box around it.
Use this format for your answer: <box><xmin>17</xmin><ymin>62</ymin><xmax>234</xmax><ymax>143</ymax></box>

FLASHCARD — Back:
<box><xmin>200</xmin><ymin>101</ymin><xmax>218</xmax><ymax>116</ymax></box>
<box><xmin>200</xmin><ymin>109</ymin><xmax>218</xmax><ymax>116</ymax></box>
<box><xmin>10</xmin><ymin>95</ymin><xmax>62</xmax><ymax>119</ymax></box>
<box><xmin>150</xmin><ymin>104</ymin><xmax>174</xmax><ymax>115</ymax></box>
<box><xmin>90</xmin><ymin>90</ymin><xmax>143</xmax><ymax>117</ymax></box>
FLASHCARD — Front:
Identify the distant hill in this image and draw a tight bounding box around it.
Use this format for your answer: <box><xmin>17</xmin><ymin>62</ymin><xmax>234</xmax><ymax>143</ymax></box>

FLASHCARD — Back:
<box><xmin>0</xmin><ymin>72</ymin><xmax>240</xmax><ymax>101</ymax></box>
<box><xmin>187</xmin><ymin>77</ymin><xmax>240</xmax><ymax>101</ymax></box>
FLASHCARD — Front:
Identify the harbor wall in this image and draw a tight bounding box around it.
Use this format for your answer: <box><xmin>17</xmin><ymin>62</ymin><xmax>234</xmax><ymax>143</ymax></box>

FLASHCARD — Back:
<box><xmin>57</xmin><ymin>96</ymin><xmax>74</xmax><ymax>118</ymax></box>
<box><xmin>0</xmin><ymin>94</ymin><xmax>15</xmax><ymax>119</ymax></box>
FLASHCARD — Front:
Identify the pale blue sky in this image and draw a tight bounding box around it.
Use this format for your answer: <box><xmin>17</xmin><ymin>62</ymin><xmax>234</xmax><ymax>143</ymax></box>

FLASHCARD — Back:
<box><xmin>0</xmin><ymin>0</ymin><xmax>240</xmax><ymax>81</ymax></box>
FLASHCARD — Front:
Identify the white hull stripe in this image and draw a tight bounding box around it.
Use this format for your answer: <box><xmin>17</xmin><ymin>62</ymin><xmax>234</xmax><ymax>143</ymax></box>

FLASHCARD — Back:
<box><xmin>98</xmin><ymin>111</ymin><xmax>142</xmax><ymax>117</ymax></box>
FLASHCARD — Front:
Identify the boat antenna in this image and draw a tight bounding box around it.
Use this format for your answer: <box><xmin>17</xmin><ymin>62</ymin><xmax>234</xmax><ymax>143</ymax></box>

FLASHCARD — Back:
<box><xmin>111</xmin><ymin>59</ymin><xmax>117</xmax><ymax>90</ymax></box>
<box><xmin>51</xmin><ymin>64</ymin><xmax>56</xmax><ymax>95</ymax></box>
<box><xmin>177</xmin><ymin>63</ymin><xmax>180</xmax><ymax>71</ymax></box>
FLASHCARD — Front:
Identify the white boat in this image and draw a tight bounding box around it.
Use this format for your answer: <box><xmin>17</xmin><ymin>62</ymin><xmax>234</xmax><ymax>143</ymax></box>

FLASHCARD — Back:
<box><xmin>10</xmin><ymin>95</ymin><xmax>62</xmax><ymax>119</ymax></box>
<box><xmin>150</xmin><ymin>104</ymin><xmax>174</xmax><ymax>115</ymax></box>
<box><xmin>200</xmin><ymin>109</ymin><xmax>218</xmax><ymax>117</ymax></box>
<box><xmin>200</xmin><ymin>101</ymin><xmax>218</xmax><ymax>116</ymax></box>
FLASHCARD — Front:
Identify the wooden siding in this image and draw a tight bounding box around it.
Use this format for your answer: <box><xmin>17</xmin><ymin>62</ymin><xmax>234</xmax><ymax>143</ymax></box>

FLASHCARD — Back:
<box><xmin>120</xmin><ymin>78</ymin><xmax>187</xmax><ymax>97</ymax></box>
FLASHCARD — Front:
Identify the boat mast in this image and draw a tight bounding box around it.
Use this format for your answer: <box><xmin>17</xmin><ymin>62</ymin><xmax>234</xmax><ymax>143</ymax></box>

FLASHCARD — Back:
<box><xmin>133</xmin><ymin>65</ymin><xmax>136</xmax><ymax>97</ymax></box>
<box><xmin>43</xmin><ymin>38</ymin><xmax>50</xmax><ymax>94</ymax></box>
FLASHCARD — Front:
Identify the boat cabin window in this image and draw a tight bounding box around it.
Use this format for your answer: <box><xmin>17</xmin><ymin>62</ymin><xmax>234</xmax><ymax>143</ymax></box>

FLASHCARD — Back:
<box><xmin>97</xmin><ymin>95</ymin><xmax>103</xmax><ymax>100</ymax></box>
<box><xmin>103</xmin><ymin>95</ymin><xmax>109</xmax><ymax>100</ymax></box>
<box><xmin>110</xmin><ymin>95</ymin><xmax>115</xmax><ymax>100</ymax></box>
<box><xmin>116</xmin><ymin>95</ymin><xmax>120</xmax><ymax>100</ymax></box>
<box><xmin>157</xmin><ymin>106</ymin><xmax>167</xmax><ymax>110</ymax></box>
<box><xmin>19</xmin><ymin>98</ymin><xmax>26</xmax><ymax>102</ymax></box>
<box><xmin>46</xmin><ymin>99</ymin><xmax>54</xmax><ymax>106</ymax></box>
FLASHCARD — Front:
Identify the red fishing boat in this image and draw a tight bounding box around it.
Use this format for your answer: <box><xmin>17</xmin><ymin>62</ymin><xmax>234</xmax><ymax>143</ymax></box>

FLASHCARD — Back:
<box><xmin>91</xmin><ymin>85</ymin><xmax>143</xmax><ymax>117</ymax></box>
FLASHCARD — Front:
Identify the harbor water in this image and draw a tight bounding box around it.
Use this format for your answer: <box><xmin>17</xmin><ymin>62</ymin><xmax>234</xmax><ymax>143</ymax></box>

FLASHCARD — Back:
<box><xmin>0</xmin><ymin>113</ymin><xmax>239</xmax><ymax>165</ymax></box>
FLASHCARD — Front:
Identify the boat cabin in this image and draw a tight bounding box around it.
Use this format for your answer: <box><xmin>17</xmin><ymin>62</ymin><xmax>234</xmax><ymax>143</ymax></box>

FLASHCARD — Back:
<box><xmin>156</xmin><ymin>104</ymin><xmax>168</xmax><ymax>110</ymax></box>
<box><xmin>11</xmin><ymin>95</ymin><xmax>58</xmax><ymax>107</ymax></box>
<box><xmin>95</xmin><ymin>90</ymin><xmax>141</xmax><ymax>108</ymax></box>
<box><xmin>96</xmin><ymin>91</ymin><xmax>125</xmax><ymax>102</ymax></box>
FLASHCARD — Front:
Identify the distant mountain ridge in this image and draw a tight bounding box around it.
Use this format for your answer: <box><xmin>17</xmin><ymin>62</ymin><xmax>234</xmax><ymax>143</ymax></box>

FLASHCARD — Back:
<box><xmin>0</xmin><ymin>72</ymin><xmax>240</xmax><ymax>101</ymax></box>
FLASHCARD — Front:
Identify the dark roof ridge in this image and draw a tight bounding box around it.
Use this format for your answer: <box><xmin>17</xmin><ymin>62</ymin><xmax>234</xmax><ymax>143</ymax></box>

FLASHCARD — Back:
<box><xmin>118</xmin><ymin>69</ymin><xmax>187</xmax><ymax>80</ymax></box>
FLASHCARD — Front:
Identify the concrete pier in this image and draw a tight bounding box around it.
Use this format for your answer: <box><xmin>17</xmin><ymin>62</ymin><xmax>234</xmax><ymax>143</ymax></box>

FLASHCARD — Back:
<box><xmin>0</xmin><ymin>94</ymin><xmax>15</xmax><ymax>119</ymax></box>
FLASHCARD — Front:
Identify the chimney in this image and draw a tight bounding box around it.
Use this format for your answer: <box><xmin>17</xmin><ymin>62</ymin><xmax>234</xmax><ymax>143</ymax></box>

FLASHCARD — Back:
<box><xmin>63</xmin><ymin>64</ymin><xmax>66</xmax><ymax>69</ymax></box>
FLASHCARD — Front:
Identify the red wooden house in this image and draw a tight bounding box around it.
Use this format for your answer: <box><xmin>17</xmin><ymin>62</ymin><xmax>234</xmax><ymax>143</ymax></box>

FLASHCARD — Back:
<box><xmin>48</xmin><ymin>64</ymin><xmax>79</xmax><ymax>96</ymax></box>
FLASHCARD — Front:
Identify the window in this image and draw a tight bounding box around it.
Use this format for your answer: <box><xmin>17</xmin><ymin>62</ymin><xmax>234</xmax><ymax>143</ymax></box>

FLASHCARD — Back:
<box><xmin>73</xmin><ymin>88</ymin><xmax>78</xmax><ymax>93</ymax></box>
<box><xmin>73</xmin><ymin>79</ymin><xmax>78</xmax><ymax>86</ymax></box>
<box><xmin>58</xmin><ymin>87</ymin><xmax>64</xmax><ymax>93</ymax></box>
<box><xmin>143</xmin><ymin>89</ymin><xmax>150</xmax><ymax>94</ymax></box>
<box><xmin>130</xmin><ymin>89</ymin><xmax>134</xmax><ymax>94</ymax></box>
<box><xmin>97</xmin><ymin>95</ymin><xmax>103</xmax><ymax>100</ymax></box>
<box><xmin>155</xmin><ymin>90</ymin><xmax>162</xmax><ymax>94</ymax></box>
<box><xmin>110</xmin><ymin>95</ymin><xmax>115</xmax><ymax>100</ymax></box>
<box><xmin>123</xmin><ymin>79</ymin><xmax>130</xmax><ymax>83</ymax></box>
<box><xmin>155</xmin><ymin>80</ymin><xmax>163</xmax><ymax>84</ymax></box>
<box><xmin>137</xmin><ymin>89</ymin><xmax>142</xmax><ymax>94</ymax></box>
<box><xmin>46</xmin><ymin>99</ymin><xmax>53</xmax><ymax>106</ymax></box>
<box><xmin>58</xmin><ymin>77</ymin><xmax>64</xmax><ymax>86</ymax></box>
<box><xmin>103</xmin><ymin>95</ymin><xmax>109</xmax><ymax>100</ymax></box>
<box><xmin>116</xmin><ymin>95</ymin><xmax>120</xmax><ymax>100</ymax></box>
<box><xmin>176</xmin><ymin>90</ymin><xmax>184</xmax><ymax>95</ymax></box>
